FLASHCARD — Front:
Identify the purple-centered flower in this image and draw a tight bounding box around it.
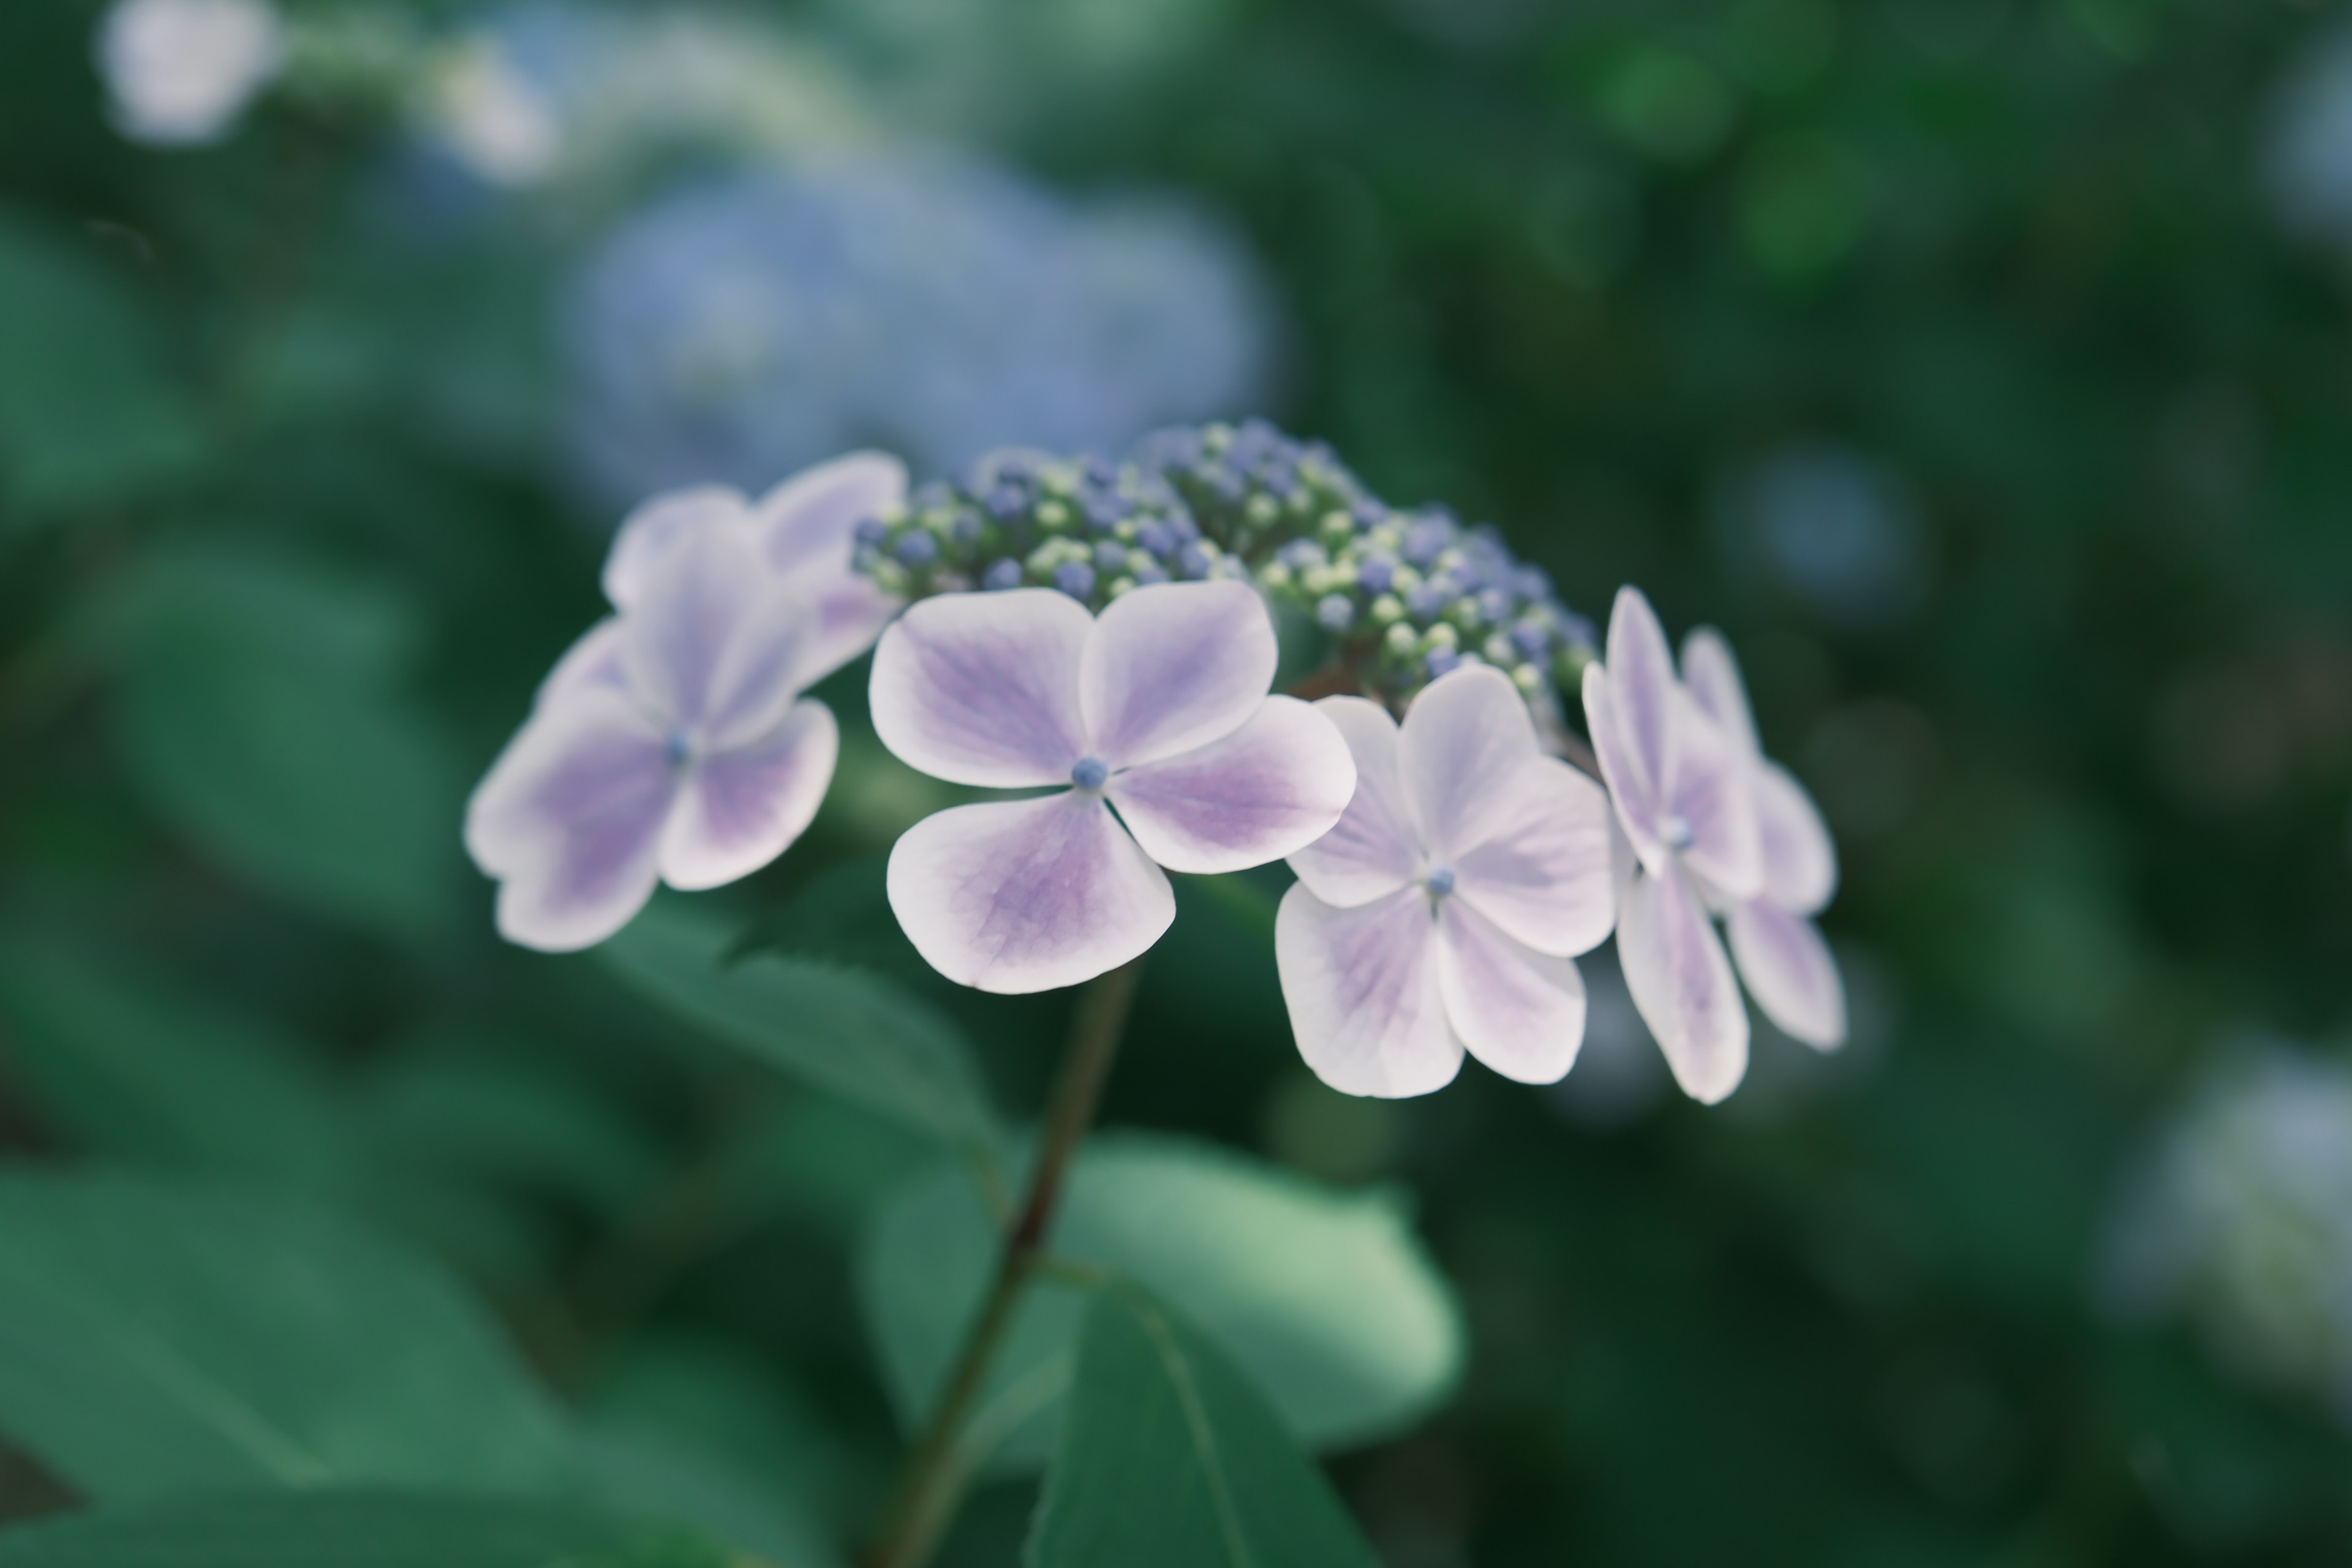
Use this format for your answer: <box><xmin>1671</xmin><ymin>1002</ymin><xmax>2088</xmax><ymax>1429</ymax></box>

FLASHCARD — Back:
<box><xmin>1275</xmin><ymin>666</ymin><xmax>1616</xmax><ymax>1098</ymax></box>
<box><xmin>464</xmin><ymin>451</ymin><xmax>902</xmax><ymax>951</ymax></box>
<box><xmin>870</xmin><ymin>581</ymin><xmax>1358</xmax><ymax>994</ymax></box>
<box><xmin>1580</xmin><ymin>586</ymin><xmax>1774</xmax><ymax>1104</ymax></box>
<box><xmin>1680</xmin><ymin>628</ymin><xmax>1847</xmax><ymax>1051</ymax></box>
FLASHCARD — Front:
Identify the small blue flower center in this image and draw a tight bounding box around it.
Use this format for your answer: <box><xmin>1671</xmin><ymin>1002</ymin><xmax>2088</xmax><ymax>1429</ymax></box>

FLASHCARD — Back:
<box><xmin>1425</xmin><ymin>865</ymin><xmax>1457</xmax><ymax>899</ymax></box>
<box><xmin>665</xmin><ymin>731</ymin><xmax>694</xmax><ymax>768</ymax></box>
<box><xmin>1661</xmin><ymin>813</ymin><xmax>1694</xmax><ymax>851</ymax></box>
<box><xmin>1070</xmin><ymin>756</ymin><xmax>1110</xmax><ymax>792</ymax></box>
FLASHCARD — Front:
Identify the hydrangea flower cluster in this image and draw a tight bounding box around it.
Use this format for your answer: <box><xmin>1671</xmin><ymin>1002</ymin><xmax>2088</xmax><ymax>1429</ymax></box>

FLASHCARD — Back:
<box><xmin>470</xmin><ymin>429</ymin><xmax>1845</xmax><ymax>1110</ymax></box>
<box><xmin>854</xmin><ymin>419</ymin><xmax>1599</xmax><ymax>717</ymax></box>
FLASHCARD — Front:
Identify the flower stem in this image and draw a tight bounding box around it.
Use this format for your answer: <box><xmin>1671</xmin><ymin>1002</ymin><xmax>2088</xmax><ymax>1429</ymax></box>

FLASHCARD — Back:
<box><xmin>859</xmin><ymin>957</ymin><xmax>1145</xmax><ymax>1568</ymax></box>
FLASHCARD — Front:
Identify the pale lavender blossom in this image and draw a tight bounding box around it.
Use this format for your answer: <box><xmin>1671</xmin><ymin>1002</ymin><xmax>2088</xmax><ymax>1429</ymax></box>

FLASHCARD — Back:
<box><xmin>465</xmin><ymin>453</ymin><xmax>901</xmax><ymax>951</ymax></box>
<box><xmin>96</xmin><ymin>0</ymin><xmax>285</xmax><ymax>146</ymax></box>
<box><xmin>1581</xmin><ymin>587</ymin><xmax>1765</xmax><ymax>1102</ymax></box>
<box><xmin>1275</xmin><ymin>666</ymin><xmax>1616</xmax><ymax>1098</ymax></box>
<box><xmin>870</xmin><ymin>581</ymin><xmax>1356</xmax><ymax>994</ymax></box>
<box><xmin>1679</xmin><ymin>628</ymin><xmax>1847</xmax><ymax>1052</ymax></box>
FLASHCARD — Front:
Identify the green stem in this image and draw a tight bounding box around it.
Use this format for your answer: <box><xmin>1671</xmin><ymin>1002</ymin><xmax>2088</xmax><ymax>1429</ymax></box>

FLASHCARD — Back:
<box><xmin>860</xmin><ymin>957</ymin><xmax>1144</xmax><ymax>1568</ymax></box>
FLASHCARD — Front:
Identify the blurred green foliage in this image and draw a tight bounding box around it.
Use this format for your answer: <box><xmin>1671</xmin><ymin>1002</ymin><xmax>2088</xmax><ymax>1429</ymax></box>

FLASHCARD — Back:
<box><xmin>1</xmin><ymin>0</ymin><xmax>2350</xmax><ymax>1563</ymax></box>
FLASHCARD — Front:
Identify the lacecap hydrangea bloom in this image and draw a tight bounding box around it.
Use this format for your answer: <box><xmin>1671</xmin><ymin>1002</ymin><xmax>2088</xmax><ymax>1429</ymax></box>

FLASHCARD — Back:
<box><xmin>870</xmin><ymin>581</ymin><xmax>1357</xmax><ymax>993</ymax></box>
<box><xmin>96</xmin><ymin>0</ymin><xmax>285</xmax><ymax>146</ymax></box>
<box><xmin>466</xmin><ymin>453</ymin><xmax>902</xmax><ymax>949</ymax></box>
<box><xmin>1277</xmin><ymin>666</ymin><xmax>1615</xmax><ymax>1096</ymax></box>
<box><xmin>1583</xmin><ymin>586</ymin><xmax>1846</xmax><ymax>1103</ymax></box>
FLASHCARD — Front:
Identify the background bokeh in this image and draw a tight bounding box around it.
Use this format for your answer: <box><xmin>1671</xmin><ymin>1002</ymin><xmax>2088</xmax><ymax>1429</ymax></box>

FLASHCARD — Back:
<box><xmin>4</xmin><ymin>0</ymin><xmax>2351</xmax><ymax>1562</ymax></box>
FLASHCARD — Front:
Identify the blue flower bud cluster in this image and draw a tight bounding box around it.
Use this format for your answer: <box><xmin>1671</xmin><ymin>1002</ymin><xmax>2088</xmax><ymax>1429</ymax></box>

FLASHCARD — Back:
<box><xmin>854</xmin><ymin>419</ymin><xmax>1597</xmax><ymax>715</ymax></box>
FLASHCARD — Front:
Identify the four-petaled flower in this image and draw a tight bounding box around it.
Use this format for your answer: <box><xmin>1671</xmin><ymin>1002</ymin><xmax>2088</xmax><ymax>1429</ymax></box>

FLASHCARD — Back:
<box><xmin>870</xmin><ymin>581</ymin><xmax>1358</xmax><ymax>993</ymax></box>
<box><xmin>1275</xmin><ymin>666</ymin><xmax>1616</xmax><ymax>1097</ymax></box>
<box><xmin>465</xmin><ymin>453</ymin><xmax>903</xmax><ymax>950</ymax></box>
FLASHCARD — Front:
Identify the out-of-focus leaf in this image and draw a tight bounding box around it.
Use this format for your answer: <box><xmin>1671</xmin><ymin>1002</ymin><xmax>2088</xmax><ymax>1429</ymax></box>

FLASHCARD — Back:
<box><xmin>96</xmin><ymin>548</ymin><xmax>465</xmax><ymax>940</ymax></box>
<box><xmin>1027</xmin><ymin>1286</ymin><xmax>1381</xmax><ymax>1568</ymax></box>
<box><xmin>587</xmin><ymin>1337</ymin><xmax>843</xmax><ymax>1527</ymax></box>
<box><xmin>0</xmin><ymin>1172</ymin><xmax>578</xmax><ymax>1505</ymax></box>
<box><xmin>581</xmin><ymin>1422</ymin><xmax>839</xmax><ymax>1568</ymax></box>
<box><xmin>0</xmin><ymin>1492</ymin><xmax>739</xmax><ymax>1568</ymax></box>
<box><xmin>858</xmin><ymin>1132</ymin><xmax>1463</xmax><ymax>1472</ymax></box>
<box><xmin>0</xmin><ymin>208</ymin><xmax>203</xmax><ymax>524</ymax></box>
<box><xmin>0</xmin><ymin>939</ymin><xmax>349</xmax><ymax>1190</ymax></box>
<box><xmin>600</xmin><ymin>903</ymin><xmax>1003</xmax><ymax>1163</ymax></box>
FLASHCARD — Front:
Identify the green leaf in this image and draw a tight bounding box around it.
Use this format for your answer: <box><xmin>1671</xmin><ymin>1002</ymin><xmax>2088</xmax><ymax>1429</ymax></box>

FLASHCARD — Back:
<box><xmin>858</xmin><ymin>1133</ymin><xmax>1463</xmax><ymax>1472</ymax></box>
<box><xmin>0</xmin><ymin>208</ymin><xmax>204</xmax><ymax>524</ymax></box>
<box><xmin>0</xmin><ymin>1171</ymin><xmax>578</xmax><ymax>1505</ymax></box>
<box><xmin>0</xmin><ymin>940</ymin><xmax>350</xmax><ymax>1191</ymax></box>
<box><xmin>1027</xmin><ymin>1287</ymin><xmax>1381</xmax><ymax>1568</ymax></box>
<box><xmin>600</xmin><ymin>903</ymin><xmax>1003</xmax><ymax>1163</ymax></box>
<box><xmin>0</xmin><ymin>1492</ymin><xmax>742</xmax><ymax>1568</ymax></box>
<box><xmin>581</xmin><ymin>1423</ymin><xmax>840</xmax><ymax>1568</ymax></box>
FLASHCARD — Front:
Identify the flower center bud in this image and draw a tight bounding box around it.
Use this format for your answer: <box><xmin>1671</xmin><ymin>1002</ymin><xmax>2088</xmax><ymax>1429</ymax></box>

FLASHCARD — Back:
<box><xmin>1425</xmin><ymin>865</ymin><xmax>1456</xmax><ymax>899</ymax></box>
<box><xmin>1069</xmin><ymin>756</ymin><xmax>1110</xmax><ymax>792</ymax></box>
<box><xmin>1660</xmin><ymin>813</ymin><xmax>1694</xmax><ymax>851</ymax></box>
<box><xmin>664</xmin><ymin>731</ymin><xmax>694</xmax><ymax>769</ymax></box>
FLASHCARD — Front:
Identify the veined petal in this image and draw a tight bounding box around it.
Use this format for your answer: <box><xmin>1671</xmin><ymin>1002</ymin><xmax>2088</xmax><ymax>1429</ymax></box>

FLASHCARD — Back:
<box><xmin>1616</xmin><ymin>860</ymin><xmax>1748</xmax><ymax>1104</ymax></box>
<box><xmin>603</xmin><ymin>485</ymin><xmax>750</xmax><ymax>611</ymax></box>
<box><xmin>1756</xmin><ymin>761</ymin><xmax>1838</xmax><ymax>914</ymax></box>
<box><xmin>466</xmin><ymin>687</ymin><xmax>676</xmax><ymax>952</ymax></box>
<box><xmin>1727</xmin><ymin>899</ymin><xmax>1846</xmax><ymax>1050</ymax></box>
<box><xmin>1678</xmin><ymin>627</ymin><xmax>1758</xmax><ymax>756</ymax></box>
<box><xmin>869</xmin><ymin>589</ymin><xmax>1091</xmax><ymax>787</ymax></box>
<box><xmin>886</xmin><ymin>792</ymin><xmax>1175</xmax><ymax>994</ymax></box>
<box><xmin>1108</xmin><ymin>696</ymin><xmax>1355</xmax><ymax>875</ymax></box>
<box><xmin>535</xmin><ymin>618</ymin><xmax>628</xmax><ymax>710</ymax></box>
<box><xmin>1452</xmin><ymin>756</ymin><xmax>1616</xmax><ymax>957</ymax></box>
<box><xmin>1668</xmin><ymin>697</ymin><xmax>1763</xmax><ymax>901</ymax></box>
<box><xmin>752</xmin><ymin>450</ymin><xmax>907</xmax><ymax>579</ymax></box>
<box><xmin>659</xmin><ymin>700</ymin><xmax>838</xmax><ymax>892</ymax></box>
<box><xmin>1287</xmin><ymin>696</ymin><xmax>1420</xmax><ymax>908</ymax></box>
<box><xmin>1436</xmin><ymin>897</ymin><xmax>1586</xmax><ymax>1085</ymax></box>
<box><xmin>1397</xmin><ymin>665</ymin><xmax>1546</xmax><ymax>862</ymax></box>
<box><xmin>1582</xmin><ymin>665</ymin><xmax>1667</xmax><ymax>872</ymax></box>
<box><xmin>1274</xmin><ymin>884</ymin><xmax>1462</xmax><ymax>1099</ymax></box>
<box><xmin>790</xmin><ymin>576</ymin><xmax>904</xmax><ymax>691</ymax></box>
<box><xmin>1080</xmin><ymin>581</ymin><xmax>1277</xmax><ymax>769</ymax></box>
<box><xmin>1604</xmin><ymin>586</ymin><xmax>1678</xmax><ymax>804</ymax></box>
<box><xmin>619</xmin><ymin>521</ymin><xmax>804</xmax><ymax>737</ymax></box>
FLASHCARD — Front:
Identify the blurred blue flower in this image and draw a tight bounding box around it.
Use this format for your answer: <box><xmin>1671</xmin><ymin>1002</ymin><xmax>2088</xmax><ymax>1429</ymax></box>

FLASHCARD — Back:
<box><xmin>2264</xmin><ymin>20</ymin><xmax>2352</xmax><ymax>255</ymax></box>
<box><xmin>562</xmin><ymin>156</ymin><xmax>1278</xmax><ymax>508</ymax></box>
<box><xmin>1719</xmin><ymin>440</ymin><xmax>1932</xmax><ymax>630</ymax></box>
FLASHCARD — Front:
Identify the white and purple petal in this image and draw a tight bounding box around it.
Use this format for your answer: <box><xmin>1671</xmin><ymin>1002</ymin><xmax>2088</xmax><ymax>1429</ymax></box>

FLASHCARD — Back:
<box><xmin>1107</xmin><ymin>696</ymin><xmax>1355</xmax><ymax>875</ymax></box>
<box><xmin>1286</xmin><ymin>696</ymin><xmax>1420</xmax><ymax>908</ymax></box>
<box><xmin>1677</xmin><ymin>628</ymin><xmax>1759</xmax><ymax>755</ymax></box>
<box><xmin>1755</xmin><ymin>761</ymin><xmax>1838</xmax><ymax>915</ymax></box>
<box><xmin>617</xmin><ymin>522</ymin><xmax>783</xmax><ymax>736</ymax></box>
<box><xmin>1615</xmin><ymin>860</ymin><xmax>1749</xmax><ymax>1104</ymax></box>
<box><xmin>1274</xmin><ymin>884</ymin><xmax>1462</xmax><ymax>1099</ymax></box>
<box><xmin>1434</xmin><ymin>897</ymin><xmax>1586</xmax><ymax>1085</ymax></box>
<box><xmin>1450</xmin><ymin>756</ymin><xmax>1616</xmax><ymax>957</ymax></box>
<box><xmin>1582</xmin><ymin>665</ymin><xmax>1668</xmax><ymax>872</ymax></box>
<box><xmin>1602</xmin><ymin>586</ymin><xmax>1679</xmax><ymax>805</ymax></box>
<box><xmin>1079</xmin><ymin>581</ymin><xmax>1278</xmax><ymax>769</ymax></box>
<box><xmin>1726</xmin><ymin>899</ymin><xmax>1846</xmax><ymax>1050</ymax></box>
<box><xmin>1396</xmin><ymin>665</ymin><xmax>1546</xmax><ymax>862</ymax></box>
<box><xmin>602</xmin><ymin>485</ymin><xmax>749</xmax><ymax>611</ymax></box>
<box><xmin>869</xmin><ymin>589</ymin><xmax>1091</xmax><ymax>788</ymax></box>
<box><xmin>535</xmin><ymin>617</ymin><xmax>628</xmax><ymax>710</ymax></box>
<box><xmin>753</xmin><ymin>451</ymin><xmax>908</xmax><ymax>685</ymax></box>
<box><xmin>1665</xmin><ymin>696</ymin><xmax>1763</xmax><ymax>902</ymax></box>
<box><xmin>886</xmin><ymin>791</ymin><xmax>1175</xmax><ymax>994</ymax></box>
<box><xmin>658</xmin><ymin>701</ymin><xmax>839</xmax><ymax>892</ymax></box>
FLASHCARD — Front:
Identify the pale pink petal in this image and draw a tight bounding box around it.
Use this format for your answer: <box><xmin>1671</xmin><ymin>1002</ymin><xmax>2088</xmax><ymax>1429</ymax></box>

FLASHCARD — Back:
<box><xmin>1582</xmin><ymin>665</ymin><xmax>1667</xmax><ymax>872</ymax></box>
<box><xmin>603</xmin><ymin>486</ymin><xmax>750</xmax><ymax>610</ymax></box>
<box><xmin>1107</xmin><ymin>696</ymin><xmax>1355</xmax><ymax>875</ymax></box>
<box><xmin>1616</xmin><ymin>861</ymin><xmax>1748</xmax><ymax>1104</ymax></box>
<box><xmin>869</xmin><ymin>589</ymin><xmax>1091</xmax><ymax>787</ymax></box>
<box><xmin>619</xmin><ymin>522</ymin><xmax>803</xmax><ymax>737</ymax></box>
<box><xmin>886</xmin><ymin>792</ymin><xmax>1174</xmax><ymax>993</ymax></box>
<box><xmin>1727</xmin><ymin>899</ymin><xmax>1846</xmax><ymax>1050</ymax></box>
<box><xmin>658</xmin><ymin>701</ymin><xmax>839</xmax><ymax>892</ymax></box>
<box><xmin>754</xmin><ymin>451</ymin><xmax>908</xmax><ymax>685</ymax></box>
<box><xmin>1678</xmin><ymin>628</ymin><xmax>1758</xmax><ymax>755</ymax></box>
<box><xmin>1079</xmin><ymin>581</ymin><xmax>1278</xmax><ymax>769</ymax></box>
<box><xmin>1286</xmin><ymin>696</ymin><xmax>1420</xmax><ymax>908</ymax></box>
<box><xmin>535</xmin><ymin>618</ymin><xmax>628</xmax><ymax>709</ymax></box>
<box><xmin>1451</xmin><ymin>756</ymin><xmax>1616</xmax><ymax>957</ymax></box>
<box><xmin>1756</xmin><ymin>761</ymin><xmax>1838</xmax><ymax>914</ymax></box>
<box><xmin>1667</xmin><ymin>698</ymin><xmax>1763</xmax><ymax>901</ymax></box>
<box><xmin>1436</xmin><ymin>897</ymin><xmax>1586</xmax><ymax>1084</ymax></box>
<box><xmin>1397</xmin><ymin>665</ymin><xmax>1548</xmax><ymax>861</ymax></box>
<box><xmin>1274</xmin><ymin>884</ymin><xmax>1462</xmax><ymax>1099</ymax></box>
<box><xmin>465</xmin><ymin>687</ymin><xmax>676</xmax><ymax>952</ymax></box>
<box><xmin>1604</xmin><ymin>586</ymin><xmax>1678</xmax><ymax>802</ymax></box>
